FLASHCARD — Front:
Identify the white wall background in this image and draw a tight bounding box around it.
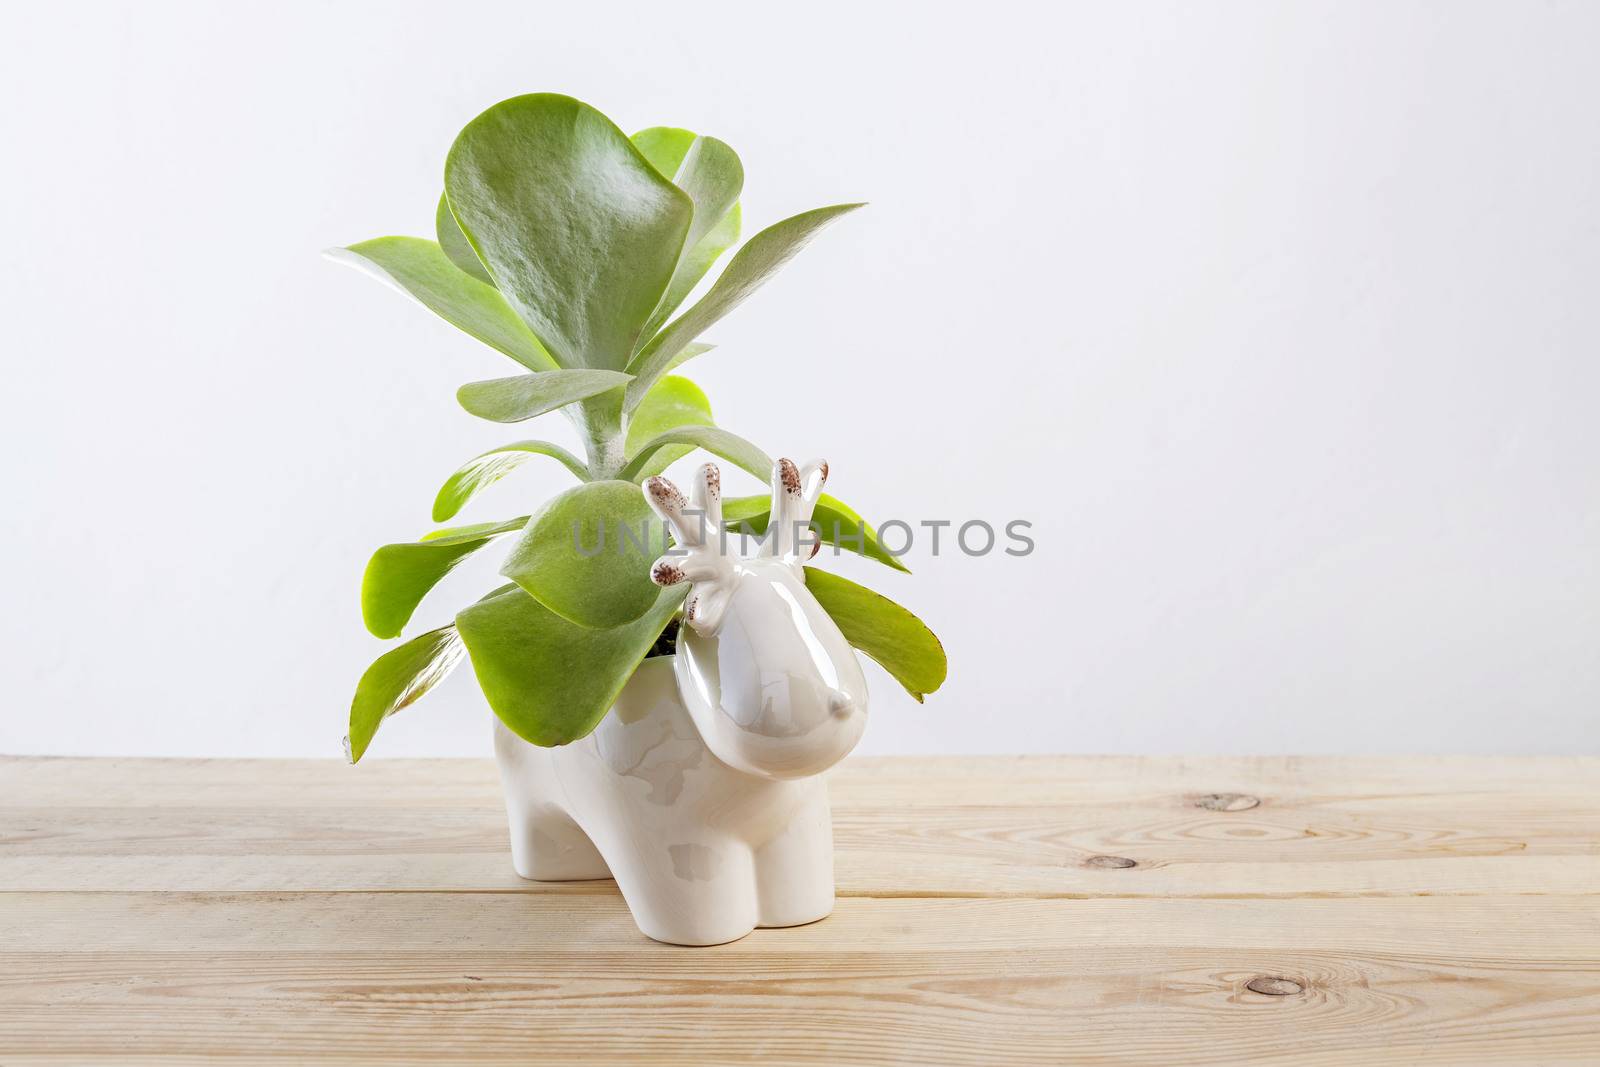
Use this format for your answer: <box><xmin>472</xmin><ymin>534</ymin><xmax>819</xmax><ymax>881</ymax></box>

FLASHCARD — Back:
<box><xmin>2</xmin><ymin>1</ymin><xmax>1596</xmax><ymax>759</ymax></box>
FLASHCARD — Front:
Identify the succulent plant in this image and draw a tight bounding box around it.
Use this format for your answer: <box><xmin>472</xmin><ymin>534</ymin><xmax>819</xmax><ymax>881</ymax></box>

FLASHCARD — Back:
<box><xmin>331</xmin><ymin>93</ymin><xmax>944</xmax><ymax>761</ymax></box>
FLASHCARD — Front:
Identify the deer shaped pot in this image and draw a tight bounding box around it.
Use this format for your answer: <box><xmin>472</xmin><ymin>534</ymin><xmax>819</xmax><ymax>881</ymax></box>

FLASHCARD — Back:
<box><xmin>493</xmin><ymin>457</ymin><xmax>870</xmax><ymax>945</ymax></box>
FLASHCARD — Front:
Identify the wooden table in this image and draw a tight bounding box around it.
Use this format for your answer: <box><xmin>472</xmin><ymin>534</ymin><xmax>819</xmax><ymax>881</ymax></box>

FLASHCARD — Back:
<box><xmin>2</xmin><ymin>755</ymin><xmax>1597</xmax><ymax>1065</ymax></box>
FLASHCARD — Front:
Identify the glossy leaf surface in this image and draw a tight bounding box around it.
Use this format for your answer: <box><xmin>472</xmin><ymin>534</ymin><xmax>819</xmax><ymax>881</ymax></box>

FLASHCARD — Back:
<box><xmin>621</xmin><ymin>375</ymin><xmax>713</xmax><ymax>480</ymax></box>
<box><xmin>435</xmin><ymin>192</ymin><xmax>494</xmax><ymax>284</ymax></box>
<box><xmin>499</xmin><ymin>481</ymin><xmax>667</xmax><ymax>628</ymax></box>
<box><xmin>630</xmin><ymin>126</ymin><xmax>697</xmax><ymax>177</ymax></box>
<box><xmin>722</xmin><ymin>493</ymin><xmax>910</xmax><ymax>573</ymax></box>
<box><xmin>663</xmin><ymin>341</ymin><xmax>714</xmax><ymax>374</ymax></box>
<box><xmin>654</xmin><ymin>202</ymin><xmax>739</xmax><ymax>334</ymax></box>
<box><xmin>329</xmin><ymin>237</ymin><xmax>556</xmax><ymax>372</ymax></box>
<box><xmin>638</xmin><ymin>134</ymin><xmax>743</xmax><ymax>343</ymax></box>
<box><xmin>616</xmin><ymin>426</ymin><xmax>772</xmax><ymax>483</ymax></box>
<box><xmin>346</xmin><ymin>626</ymin><xmax>465</xmax><ymax>762</ymax></box>
<box><xmin>446</xmin><ymin>94</ymin><xmax>692</xmax><ymax>370</ymax></box>
<box><xmin>361</xmin><ymin>517</ymin><xmax>528</xmax><ymax>638</ymax></box>
<box><xmin>625</xmin><ymin>203</ymin><xmax>863</xmax><ymax>409</ymax></box>
<box><xmin>456</xmin><ymin>368</ymin><xmax>631</xmax><ymax>424</ymax></box>
<box><xmin>457</xmin><ymin>583</ymin><xmax>685</xmax><ymax>746</ymax></box>
<box><xmin>804</xmin><ymin>568</ymin><xmax>946</xmax><ymax>701</ymax></box>
<box><xmin>432</xmin><ymin>441</ymin><xmax>589</xmax><ymax>522</ymax></box>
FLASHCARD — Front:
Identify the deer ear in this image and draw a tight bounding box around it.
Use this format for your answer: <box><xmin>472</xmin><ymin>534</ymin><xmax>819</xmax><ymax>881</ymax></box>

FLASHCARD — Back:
<box><xmin>761</xmin><ymin>458</ymin><xmax>802</xmax><ymax>559</ymax></box>
<box><xmin>644</xmin><ymin>475</ymin><xmax>703</xmax><ymax>548</ymax></box>
<box><xmin>773</xmin><ymin>458</ymin><xmax>801</xmax><ymax>507</ymax></box>
<box><xmin>800</xmin><ymin>459</ymin><xmax>827</xmax><ymax>495</ymax></box>
<box><xmin>690</xmin><ymin>463</ymin><xmax>723</xmax><ymax>529</ymax></box>
<box><xmin>762</xmin><ymin>456</ymin><xmax>829</xmax><ymax>564</ymax></box>
<box><xmin>797</xmin><ymin>459</ymin><xmax>827</xmax><ymax>513</ymax></box>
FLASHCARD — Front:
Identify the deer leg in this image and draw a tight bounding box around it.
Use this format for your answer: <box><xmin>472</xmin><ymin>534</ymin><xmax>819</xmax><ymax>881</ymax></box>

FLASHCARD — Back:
<box><xmin>505</xmin><ymin>803</ymin><xmax>610</xmax><ymax>882</ymax></box>
<box><xmin>603</xmin><ymin>832</ymin><xmax>759</xmax><ymax>946</ymax></box>
<box><xmin>493</xmin><ymin>717</ymin><xmax>609</xmax><ymax>881</ymax></box>
<box><xmin>754</xmin><ymin>783</ymin><xmax>836</xmax><ymax>928</ymax></box>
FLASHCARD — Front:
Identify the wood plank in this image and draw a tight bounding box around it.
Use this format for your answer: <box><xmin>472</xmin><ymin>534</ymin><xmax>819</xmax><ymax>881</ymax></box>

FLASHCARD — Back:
<box><xmin>5</xmin><ymin>755</ymin><xmax>1598</xmax><ymax>896</ymax></box>
<box><xmin>16</xmin><ymin>794</ymin><xmax>1588</xmax><ymax>862</ymax></box>
<box><xmin>4</xmin><ymin>842</ymin><xmax>1596</xmax><ymax>897</ymax></box>
<box><xmin>2</xmin><ymin>893</ymin><xmax>1597</xmax><ymax>1066</ymax></box>
<box><xmin>4</xmin><ymin>756</ymin><xmax>1596</xmax><ymax>1065</ymax></box>
<box><xmin>9</xmin><ymin>754</ymin><xmax>1599</xmax><ymax>808</ymax></box>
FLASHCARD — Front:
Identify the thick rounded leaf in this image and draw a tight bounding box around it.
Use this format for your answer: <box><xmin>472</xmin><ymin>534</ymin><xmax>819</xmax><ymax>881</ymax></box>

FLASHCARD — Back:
<box><xmin>456</xmin><ymin>368</ymin><xmax>631</xmax><ymax>424</ymax></box>
<box><xmin>631</xmin><ymin>126</ymin><xmax>697</xmax><ymax>177</ymax></box>
<box><xmin>433</xmin><ymin>440</ymin><xmax>588</xmax><ymax>522</ymax></box>
<box><xmin>457</xmin><ymin>583</ymin><xmax>686</xmax><ymax>746</ymax></box>
<box><xmin>361</xmin><ymin>517</ymin><xmax>528</xmax><ymax>638</ymax></box>
<box><xmin>416</xmin><ymin>519</ymin><xmax>531</xmax><ymax>544</ymax></box>
<box><xmin>499</xmin><ymin>481</ymin><xmax>667</xmax><ymax>628</ymax></box>
<box><xmin>624</xmin><ymin>203</ymin><xmax>864</xmax><ymax>410</ymax></box>
<box><xmin>616</xmin><ymin>426</ymin><xmax>772</xmax><ymax>484</ymax></box>
<box><xmin>722</xmin><ymin>493</ymin><xmax>910</xmax><ymax>574</ymax></box>
<box><xmin>445</xmin><ymin>94</ymin><xmax>693</xmax><ymax>370</ymax></box>
<box><xmin>327</xmin><ymin>237</ymin><xmax>555</xmax><ymax>372</ymax></box>
<box><xmin>664</xmin><ymin>341</ymin><xmax>715</xmax><ymax>374</ymax></box>
<box><xmin>803</xmin><ymin>569</ymin><xmax>945</xmax><ymax>702</ymax></box>
<box><xmin>639</xmin><ymin>136</ymin><xmax>744</xmax><ymax>343</ymax></box>
<box><xmin>651</xmin><ymin>203</ymin><xmax>739</xmax><ymax>338</ymax></box>
<box><xmin>435</xmin><ymin>193</ymin><xmax>493</xmax><ymax>285</ymax></box>
<box><xmin>345</xmin><ymin>626</ymin><xmax>465</xmax><ymax>763</ymax></box>
<box><xmin>621</xmin><ymin>375</ymin><xmax>713</xmax><ymax>480</ymax></box>
<box><xmin>625</xmin><ymin>375</ymin><xmax>713</xmax><ymax>443</ymax></box>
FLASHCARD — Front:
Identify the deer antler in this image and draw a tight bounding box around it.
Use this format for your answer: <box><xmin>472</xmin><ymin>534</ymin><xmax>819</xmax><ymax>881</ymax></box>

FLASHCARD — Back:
<box><xmin>643</xmin><ymin>457</ymin><xmax>830</xmax><ymax>633</ymax></box>
<box><xmin>644</xmin><ymin>464</ymin><xmax>736</xmax><ymax>632</ymax></box>
<box><xmin>760</xmin><ymin>457</ymin><xmax>828</xmax><ymax>565</ymax></box>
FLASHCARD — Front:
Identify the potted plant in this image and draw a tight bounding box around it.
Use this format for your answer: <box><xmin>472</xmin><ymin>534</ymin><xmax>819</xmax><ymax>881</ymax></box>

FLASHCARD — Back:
<box><xmin>331</xmin><ymin>93</ymin><xmax>946</xmax><ymax>945</ymax></box>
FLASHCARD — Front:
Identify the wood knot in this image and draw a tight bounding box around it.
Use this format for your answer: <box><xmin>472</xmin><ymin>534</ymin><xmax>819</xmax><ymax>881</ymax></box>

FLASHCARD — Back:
<box><xmin>1083</xmin><ymin>855</ymin><xmax>1137</xmax><ymax>869</ymax></box>
<box><xmin>1190</xmin><ymin>792</ymin><xmax>1261</xmax><ymax>812</ymax></box>
<box><xmin>1245</xmin><ymin>976</ymin><xmax>1304</xmax><ymax>996</ymax></box>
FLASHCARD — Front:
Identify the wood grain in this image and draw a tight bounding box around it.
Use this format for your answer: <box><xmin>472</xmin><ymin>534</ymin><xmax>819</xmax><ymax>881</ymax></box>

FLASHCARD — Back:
<box><xmin>2</xmin><ymin>755</ymin><xmax>1597</xmax><ymax>1065</ymax></box>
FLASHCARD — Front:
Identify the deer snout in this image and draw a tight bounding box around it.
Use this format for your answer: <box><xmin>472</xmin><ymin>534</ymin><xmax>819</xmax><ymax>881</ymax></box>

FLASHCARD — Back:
<box><xmin>829</xmin><ymin>690</ymin><xmax>858</xmax><ymax>720</ymax></box>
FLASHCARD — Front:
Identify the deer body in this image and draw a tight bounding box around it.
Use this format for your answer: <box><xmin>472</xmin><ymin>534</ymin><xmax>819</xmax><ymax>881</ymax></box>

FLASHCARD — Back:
<box><xmin>493</xmin><ymin>458</ymin><xmax>868</xmax><ymax>945</ymax></box>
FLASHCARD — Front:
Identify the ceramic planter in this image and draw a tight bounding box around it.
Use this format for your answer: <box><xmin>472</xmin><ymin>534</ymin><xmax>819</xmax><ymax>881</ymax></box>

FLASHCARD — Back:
<box><xmin>493</xmin><ymin>458</ymin><xmax>870</xmax><ymax>946</ymax></box>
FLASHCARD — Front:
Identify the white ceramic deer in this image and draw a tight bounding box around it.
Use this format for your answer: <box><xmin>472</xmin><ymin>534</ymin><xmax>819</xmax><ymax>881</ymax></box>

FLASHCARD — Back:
<box><xmin>493</xmin><ymin>457</ymin><xmax>870</xmax><ymax>945</ymax></box>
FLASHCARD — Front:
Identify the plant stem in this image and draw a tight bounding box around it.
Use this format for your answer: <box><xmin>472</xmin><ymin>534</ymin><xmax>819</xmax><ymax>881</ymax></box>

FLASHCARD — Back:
<box><xmin>566</xmin><ymin>393</ymin><xmax>628</xmax><ymax>481</ymax></box>
<box><xmin>584</xmin><ymin>431</ymin><xmax>627</xmax><ymax>480</ymax></box>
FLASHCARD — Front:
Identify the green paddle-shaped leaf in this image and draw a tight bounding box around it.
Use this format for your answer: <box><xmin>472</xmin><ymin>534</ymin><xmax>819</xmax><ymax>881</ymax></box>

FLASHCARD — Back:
<box><xmin>624</xmin><ymin>202</ymin><xmax>864</xmax><ymax>410</ymax></box>
<box><xmin>668</xmin><ymin>137</ymin><xmax>742</xmax><ymax>250</ymax></box>
<box><xmin>457</xmin><ymin>583</ymin><xmax>685</xmax><ymax>746</ymax></box>
<box><xmin>637</xmin><ymin>134</ymin><xmax>743</xmax><ymax>344</ymax></box>
<box><xmin>328</xmin><ymin>237</ymin><xmax>557</xmax><ymax>372</ymax></box>
<box><xmin>804</xmin><ymin>568</ymin><xmax>945</xmax><ymax>701</ymax></box>
<box><xmin>433</xmin><ymin>441</ymin><xmax>589</xmax><ymax>522</ymax></box>
<box><xmin>656</xmin><ymin>203</ymin><xmax>739</xmax><ymax>331</ymax></box>
<box><xmin>445</xmin><ymin>94</ymin><xmax>693</xmax><ymax>370</ymax></box>
<box><xmin>436</xmin><ymin>193</ymin><xmax>493</xmax><ymax>285</ymax></box>
<box><xmin>621</xmin><ymin>375</ymin><xmax>713</xmax><ymax>480</ymax></box>
<box><xmin>361</xmin><ymin>517</ymin><xmax>528</xmax><ymax>639</ymax></box>
<box><xmin>664</xmin><ymin>341</ymin><xmax>715</xmax><ymax>374</ymax></box>
<box><xmin>631</xmin><ymin>126</ymin><xmax>697</xmax><ymax>177</ymax></box>
<box><xmin>500</xmin><ymin>481</ymin><xmax>667</xmax><ymax>628</ymax></box>
<box><xmin>345</xmin><ymin>626</ymin><xmax>466</xmax><ymax>763</ymax></box>
<box><xmin>722</xmin><ymin>493</ymin><xmax>910</xmax><ymax>574</ymax></box>
<box><xmin>456</xmin><ymin>368</ymin><xmax>632</xmax><ymax>424</ymax></box>
<box><xmin>617</xmin><ymin>426</ymin><xmax>773</xmax><ymax>484</ymax></box>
